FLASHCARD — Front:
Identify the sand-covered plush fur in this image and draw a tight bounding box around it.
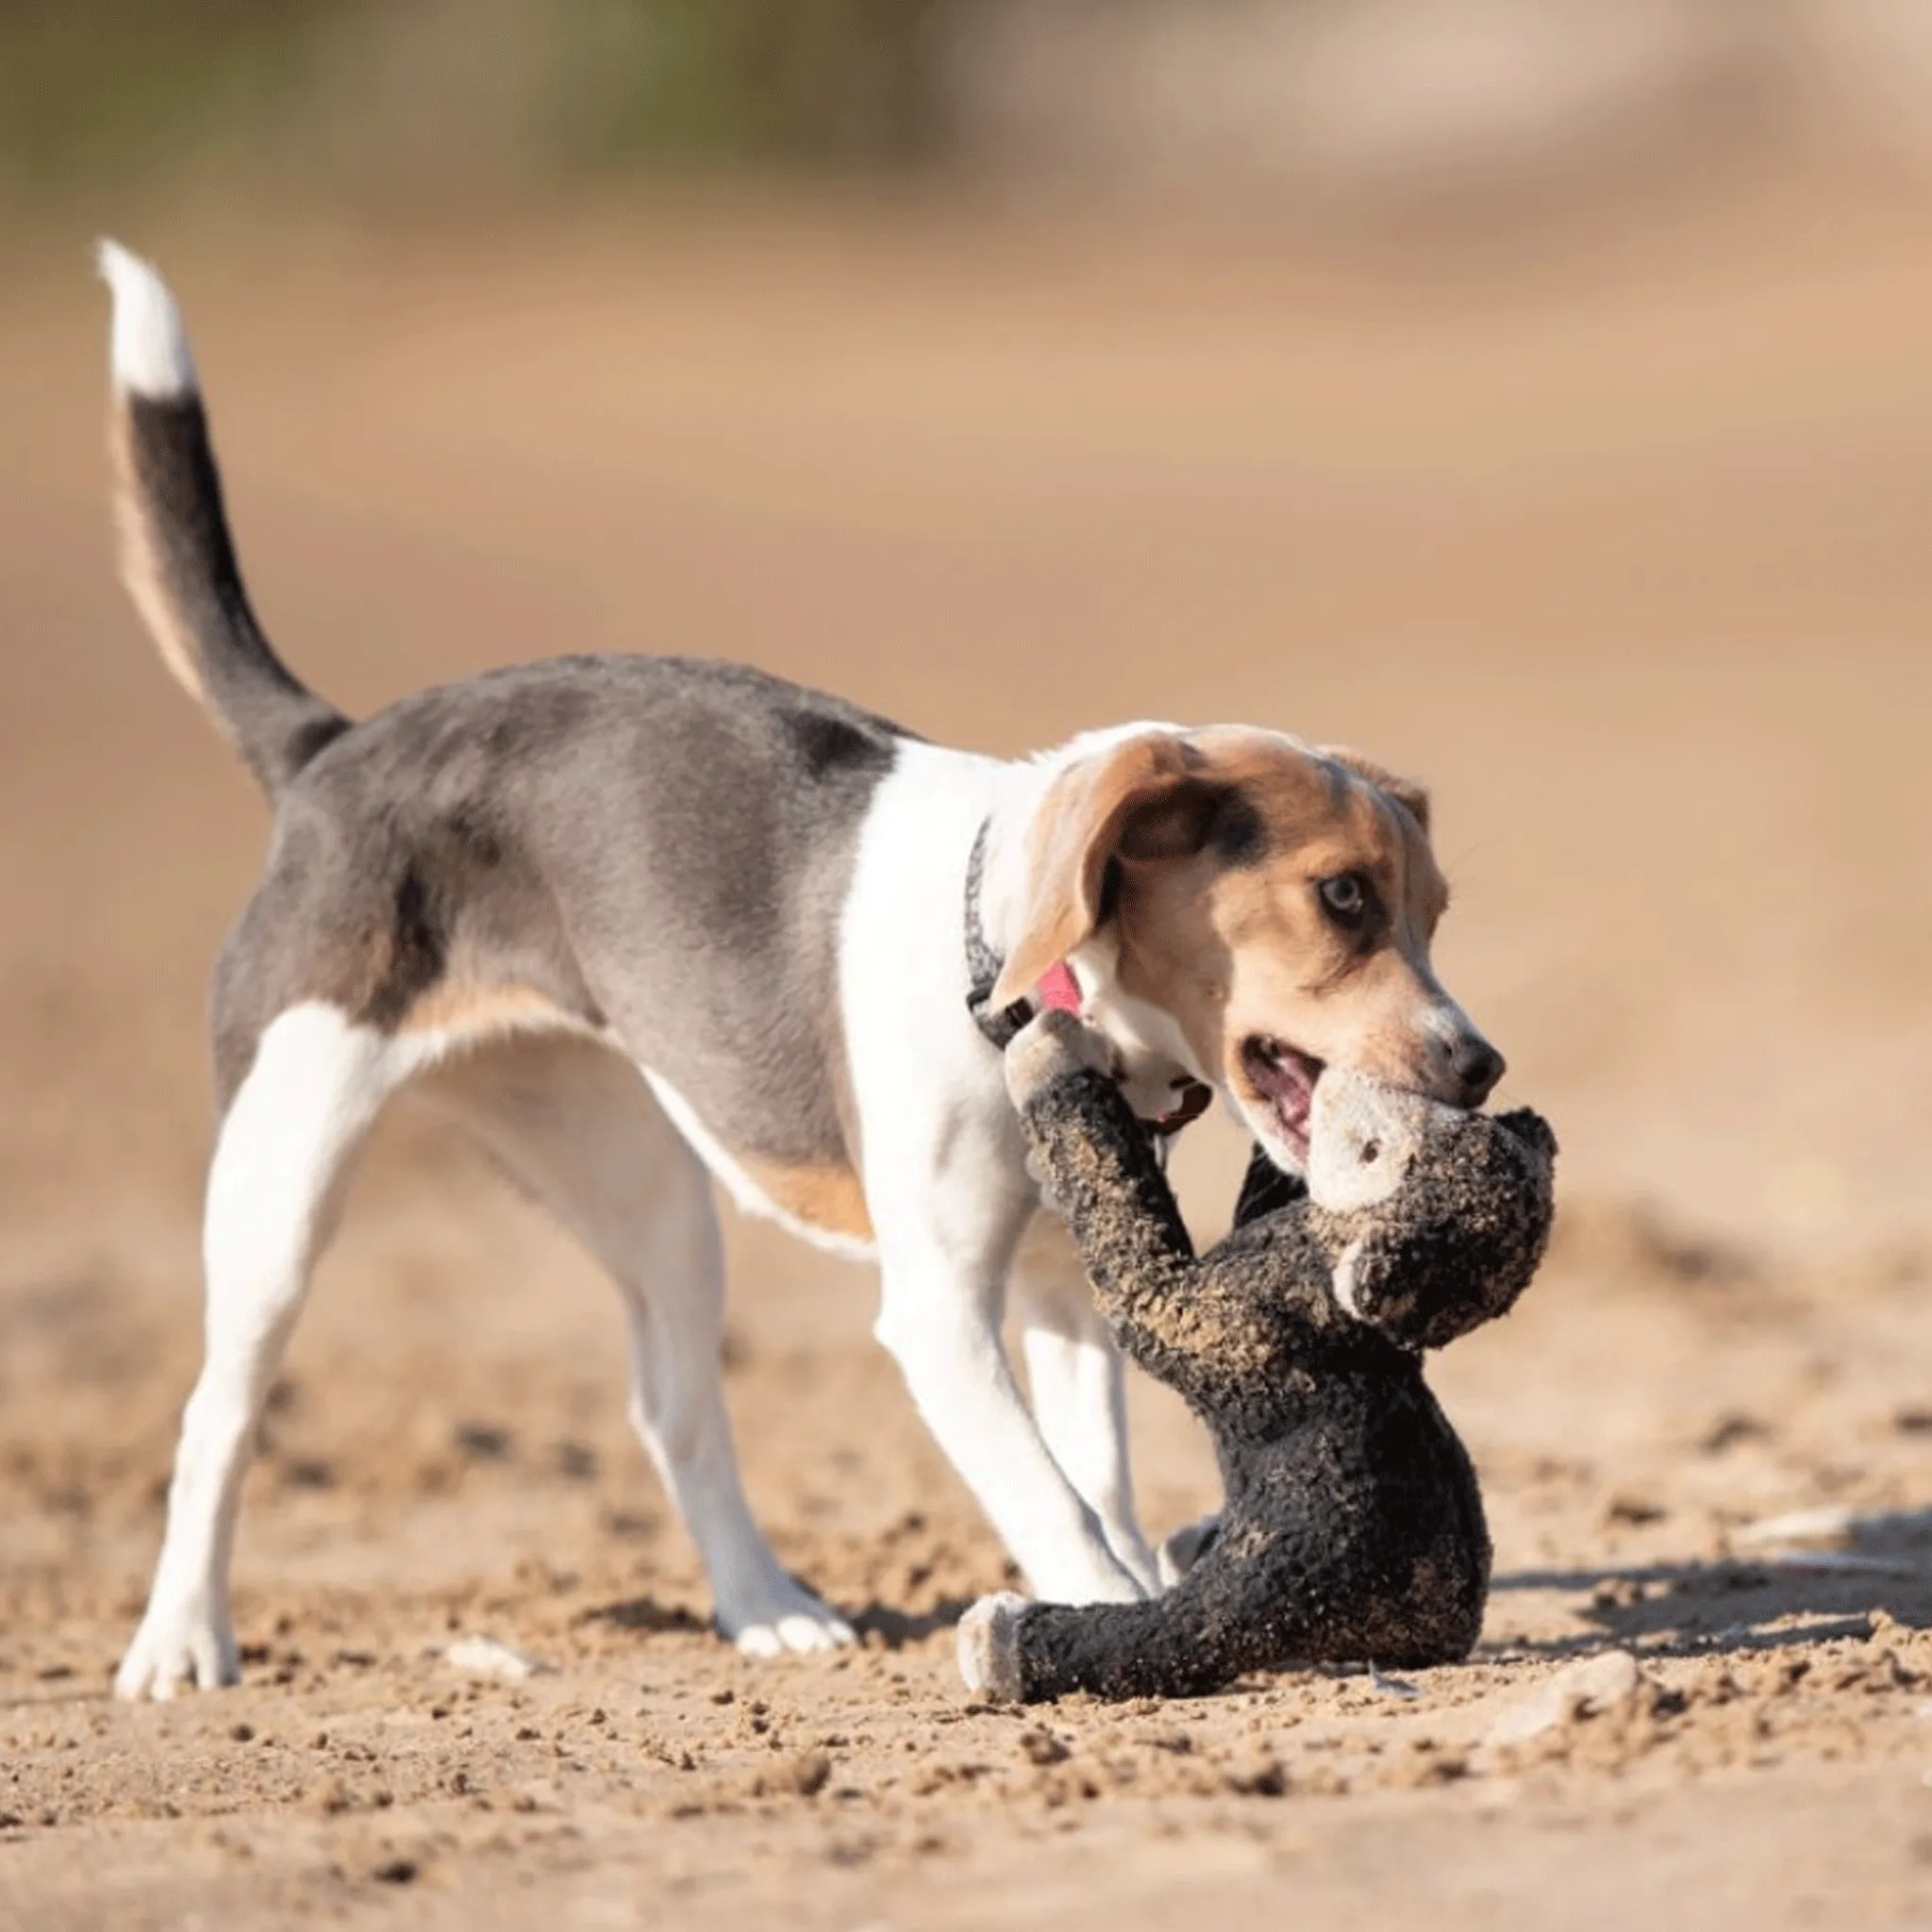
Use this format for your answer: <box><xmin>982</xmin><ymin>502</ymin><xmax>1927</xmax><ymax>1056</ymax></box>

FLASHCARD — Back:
<box><xmin>958</xmin><ymin>1009</ymin><xmax>1557</xmax><ymax>1704</ymax></box>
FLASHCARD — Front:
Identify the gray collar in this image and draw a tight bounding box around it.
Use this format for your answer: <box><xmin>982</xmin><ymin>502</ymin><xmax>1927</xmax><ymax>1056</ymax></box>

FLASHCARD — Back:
<box><xmin>962</xmin><ymin>817</ymin><xmax>1035</xmax><ymax>1050</ymax></box>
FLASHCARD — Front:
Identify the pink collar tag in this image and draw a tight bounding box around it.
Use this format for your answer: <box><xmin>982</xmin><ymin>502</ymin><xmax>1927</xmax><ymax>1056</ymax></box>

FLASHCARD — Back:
<box><xmin>1037</xmin><ymin>961</ymin><xmax>1083</xmax><ymax>1016</ymax></box>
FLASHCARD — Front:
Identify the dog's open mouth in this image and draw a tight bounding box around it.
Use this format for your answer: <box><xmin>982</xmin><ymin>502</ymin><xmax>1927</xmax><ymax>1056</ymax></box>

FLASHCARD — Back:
<box><xmin>1240</xmin><ymin>1036</ymin><xmax>1325</xmax><ymax>1160</ymax></box>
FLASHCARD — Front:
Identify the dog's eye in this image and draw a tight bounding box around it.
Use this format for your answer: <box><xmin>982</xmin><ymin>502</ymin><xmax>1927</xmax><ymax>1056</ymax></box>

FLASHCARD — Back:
<box><xmin>1317</xmin><ymin>872</ymin><xmax>1369</xmax><ymax>925</ymax></box>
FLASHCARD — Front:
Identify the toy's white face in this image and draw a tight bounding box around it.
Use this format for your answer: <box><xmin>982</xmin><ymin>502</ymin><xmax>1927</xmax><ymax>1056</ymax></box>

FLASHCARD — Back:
<box><xmin>1304</xmin><ymin>1068</ymin><xmax>1436</xmax><ymax>1215</ymax></box>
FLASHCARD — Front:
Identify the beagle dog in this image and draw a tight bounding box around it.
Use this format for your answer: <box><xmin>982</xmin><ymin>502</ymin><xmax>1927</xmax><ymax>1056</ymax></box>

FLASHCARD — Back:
<box><xmin>96</xmin><ymin>242</ymin><xmax>1503</xmax><ymax>1698</ymax></box>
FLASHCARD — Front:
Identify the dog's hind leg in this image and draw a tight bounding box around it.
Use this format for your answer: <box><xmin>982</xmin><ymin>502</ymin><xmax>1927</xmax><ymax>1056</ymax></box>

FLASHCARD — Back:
<box><xmin>117</xmin><ymin>1005</ymin><xmax>399</xmax><ymax>1699</ymax></box>
<box><xmin>1009</xmin><ymin>1214</ymin><xmax>1159</xmax><ymax>1593</ymax></box>
<box><xmin>428</xmin><ymin>1036</ymin><xmax>854</xmax><ymax>1656</ymax></box>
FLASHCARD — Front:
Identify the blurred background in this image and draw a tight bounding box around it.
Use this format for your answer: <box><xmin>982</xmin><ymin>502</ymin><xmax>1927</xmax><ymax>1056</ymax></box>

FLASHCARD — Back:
<box><xmin>5</xmin><ymin>14</ymin><xmax>1932</xmax><ymax>1903</ymax></box>
<box><xmin>3</xmin><ymin>0</ymin><xmax>1931</xmax><ymax>1510</ymax></box>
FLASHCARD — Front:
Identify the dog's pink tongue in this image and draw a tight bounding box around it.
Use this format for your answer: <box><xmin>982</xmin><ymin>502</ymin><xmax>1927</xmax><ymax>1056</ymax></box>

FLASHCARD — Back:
<box><xmin>1250</xmin><ymin>1052</ymin><xmax>1317</xmax><ymax>1150</ymax></box>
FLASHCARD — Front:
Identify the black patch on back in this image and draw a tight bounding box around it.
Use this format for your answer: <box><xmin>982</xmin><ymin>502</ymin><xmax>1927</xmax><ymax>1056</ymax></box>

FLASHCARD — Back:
<box><xmin>784</xmin><ymin>708</ymin><xmax>904</xmax><ymax>779</ymax></box>
<box><xmin>284</xmin><ymin>710</ymin><xmax>353</xmax><ymax>773</ymax></box>
<box><xmin>360</xmin><ymin>865</ymin><xmax>446</xmax><ymax>1028</ymax></box>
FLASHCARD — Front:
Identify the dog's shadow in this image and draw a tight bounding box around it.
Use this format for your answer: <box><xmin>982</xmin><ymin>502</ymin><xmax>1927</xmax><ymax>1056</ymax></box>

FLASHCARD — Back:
<box><xmin>578</xmin><ymin>1596</ymin><xmax>708</xmax><ymax>1638</ymax></box>
<box><xmin>1492</xmin><ymin>1507</ymin><xmax>1932</xmax><ymax>1659</ymax></box>
<box><xmin>576</xmin><ymin>1592</ymin><xmax>977</xmax><ymax>1650</ymax></box>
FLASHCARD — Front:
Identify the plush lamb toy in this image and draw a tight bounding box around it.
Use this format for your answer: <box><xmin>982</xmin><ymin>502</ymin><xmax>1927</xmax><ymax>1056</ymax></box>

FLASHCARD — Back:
<box><xmin>957</xmin><ymin>1008</ymin><xmax>1557</xmax><ymax>1705</ymax></box>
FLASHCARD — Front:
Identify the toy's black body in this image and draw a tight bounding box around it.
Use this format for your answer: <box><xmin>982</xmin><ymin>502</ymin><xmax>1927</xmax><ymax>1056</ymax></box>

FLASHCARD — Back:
<box><xmin>961</xmin><ymin>1020</ymin><xmax>1556</xmax><ymax>1704</ymax></box>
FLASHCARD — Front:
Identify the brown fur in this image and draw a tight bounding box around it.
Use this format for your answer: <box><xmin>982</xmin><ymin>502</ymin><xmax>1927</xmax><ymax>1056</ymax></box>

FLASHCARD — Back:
<box><xmin>997</xmin><ymin>727</ymin><xmax>1458</xmax><ymax>1101</ymax></box>
<box><xmin>396</xmin><ymin>980</ymin><xmax>596</xmax><ymax>1042</ymax></box>
<box><xmin>738</xmin><ymin>1157</ymin><xmax>876</xmax><ymax>1244</ymax></box>
<box><xmin>992</xmin><ymin>734</ymin><xmax>1207</xmax><ymax>1005</ymax></box>
<box><xmin>108</xmin><ymin>407</ymin><xmax>206</xmax><ymax>708</ymax></box>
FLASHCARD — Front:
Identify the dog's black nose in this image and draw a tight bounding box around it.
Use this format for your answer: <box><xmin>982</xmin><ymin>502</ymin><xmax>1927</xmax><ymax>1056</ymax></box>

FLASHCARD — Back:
<box><xmin>1445</xmin><ymin>1033</ymin><xmax>1506</xmax><ymax>1107</ymax></box>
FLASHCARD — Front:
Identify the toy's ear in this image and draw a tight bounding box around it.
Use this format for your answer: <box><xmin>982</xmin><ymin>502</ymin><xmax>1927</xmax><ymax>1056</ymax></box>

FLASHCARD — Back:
<box><xmin>1493</xmin><ymin>1107</ymin><xmax>1558</xmax><ymax>1165</ymax></box>
<box><xmin>1320</xmin><ymin>745</ymin><xmax>1431</xmax><ymax>836</ymax></box>
<box><xmin>993</xmin><ymin>732</ymin><xmax>1219</xmax><ymax>1007</ymax></box>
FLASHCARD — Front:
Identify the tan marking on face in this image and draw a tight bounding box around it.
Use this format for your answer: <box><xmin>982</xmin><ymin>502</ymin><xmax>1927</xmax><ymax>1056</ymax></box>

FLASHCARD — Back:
<box><xmin>1005</xmin><ymin>725</ymin><xmax>1457</xmax><ymax>1109</ymax></box>
<box><xmin>1115</xmin><ymin>727</ymin><xmax>1454</xmax><ymax>1098</ymax></box>
<box><xmin>737</xmin><ymin>1157</ymin><xmax>876</xmax><ymax>1245</ymax></box>
<box><xmin>109</xmin><ymin>406</ymin><xmax>206</xmax><ymax>706</ymax></box>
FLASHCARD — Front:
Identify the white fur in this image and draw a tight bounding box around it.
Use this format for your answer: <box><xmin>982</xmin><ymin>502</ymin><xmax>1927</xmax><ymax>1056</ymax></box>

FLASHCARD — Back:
<box><xmin>1329</xmin><ymin>1238</ymin><xmax>1368</xmax><ymax>1321</ymax></box>
<box><xmin>839</xmin><ymin>740</ymin><xmax>1168</xmax><ymax>1606</ymax></box>
<box><xmin>97</xmin><ymin>240</ymin><xmax>198</xmax><ymax>401</ymax></box>
<box><xmin>1306</xmin><ymin>1068</ymin><xmax>1425</xmax><ymax>1212</ymax></box>
<box><xmin>117</xmin><ymin>1006</ymin><xmax>394</xmax><ymax>1698</ymax></box>
<box><xmin>641</xmin><ymin>1069</ymin><xmax>878</xmax><ymax>1264</ymax></box>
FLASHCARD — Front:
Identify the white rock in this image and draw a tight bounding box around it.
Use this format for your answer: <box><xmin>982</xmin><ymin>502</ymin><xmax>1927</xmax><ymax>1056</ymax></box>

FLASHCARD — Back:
<box><xmin>1733</xmin><ymin>1504</ymin><xmax>1857</xmax><ymax>1550</ymax></box>
<box><xmin>443</xmin><ymin>1636</ymin><xmax>552</xmax><ymax>1681</ymax></box>
<box><xmin>1482</xmin><ymin>1648</ymin><xmax>1645</xmax><ymax>1749</ymax></box>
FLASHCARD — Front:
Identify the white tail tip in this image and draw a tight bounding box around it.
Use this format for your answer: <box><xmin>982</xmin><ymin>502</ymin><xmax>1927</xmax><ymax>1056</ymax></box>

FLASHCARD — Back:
<box><xmin>96</xmin><ymin>238</ymin><xmax>197</xmax><ymax>401</ymax></box>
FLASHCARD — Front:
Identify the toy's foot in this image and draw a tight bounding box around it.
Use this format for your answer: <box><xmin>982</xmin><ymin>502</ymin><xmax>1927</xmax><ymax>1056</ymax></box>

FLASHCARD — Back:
<box><xmin>957</xmin><ymin>1592</ymin><xmax>1027</xmax><ymax>1701</ymax></box>
<box><xmin>1157</xmin><ymin>1514</ymin><xmax>1222</xmax><ymax>1589</ymax></box>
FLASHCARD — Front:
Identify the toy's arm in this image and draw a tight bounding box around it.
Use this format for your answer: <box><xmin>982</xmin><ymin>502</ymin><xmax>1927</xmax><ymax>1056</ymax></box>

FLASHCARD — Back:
<box><xmin>1006</xmin><ymin>1014</ymin><xmax>1275</xmax><ymax>1396</ymax></box>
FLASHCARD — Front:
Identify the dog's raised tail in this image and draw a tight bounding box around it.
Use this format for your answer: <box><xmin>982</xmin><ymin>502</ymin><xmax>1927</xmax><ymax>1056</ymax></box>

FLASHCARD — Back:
<box><xmin>97</xmin><ymin>240</ymin><xmax>348</xmax><ymax>798</ymax></box>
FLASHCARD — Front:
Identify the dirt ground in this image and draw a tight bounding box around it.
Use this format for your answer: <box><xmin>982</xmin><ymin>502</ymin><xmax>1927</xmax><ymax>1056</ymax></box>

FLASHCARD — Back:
<box><xmin>4</xmin><ymin>172</ymin><xmax>1932</xmax><ymax>1926</ymax></box>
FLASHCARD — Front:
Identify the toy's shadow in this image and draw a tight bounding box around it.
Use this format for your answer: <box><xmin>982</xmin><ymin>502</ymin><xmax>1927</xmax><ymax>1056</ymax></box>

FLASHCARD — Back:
<box><xmin>576</xmin><ymin>1591</ymin><xmax>975</xmax><ymax>1650</ymax></box>
<box><xmin>848</xmin><ymin>1597</ymin><xmax>977</xmax><ymax>1648</ymax></box>
<box><xmin>1493</xmin><ymin>1507</ymin><xmax>1932</xmax><ymax>1658</ymax></box>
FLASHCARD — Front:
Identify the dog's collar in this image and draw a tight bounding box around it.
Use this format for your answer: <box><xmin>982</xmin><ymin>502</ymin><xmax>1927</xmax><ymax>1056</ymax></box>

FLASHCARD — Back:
<box><xmin>963</xmin><ymin>817</ymin><xmax>1044</xmax><ymax>1051</ymax></box>
<box><xmin>962</xmin><ymin>817</ymin><xmax>1211</xmax><ymax>1136</ymax></box>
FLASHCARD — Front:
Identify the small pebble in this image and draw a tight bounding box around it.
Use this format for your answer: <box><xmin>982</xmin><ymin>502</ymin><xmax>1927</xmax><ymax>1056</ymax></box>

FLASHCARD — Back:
<box><xmin>444</xmin><ymin>1637</ymin><xmax>551</xmax><ymax>1682</ymax></box>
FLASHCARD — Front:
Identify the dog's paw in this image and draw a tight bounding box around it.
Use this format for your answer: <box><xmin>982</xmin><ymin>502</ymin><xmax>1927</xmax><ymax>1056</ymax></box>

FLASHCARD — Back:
<box><xmin>114</xmin><ymin>1600</ymin><xmax>240</xmax><ymax>1701</ymax></box>
<box><xmin>1004</xmin><ymin>1009</ymin><xmax>1116</xmax><ymax>1109</ymax></box>
<box><xmin>1156</xmin><ymin>1514</ymin><xmax>1222</xmax><ymax>1589</ymax></box>
<box><xmin>957</xmin><ymin>1592</ymin><xmax>1028</xmax><ymax>1701</ymax></box>
<box><xmin>719</xmin><ymin>1574</ymin><xmax>856</xmax><ymax>1657</ymax></box>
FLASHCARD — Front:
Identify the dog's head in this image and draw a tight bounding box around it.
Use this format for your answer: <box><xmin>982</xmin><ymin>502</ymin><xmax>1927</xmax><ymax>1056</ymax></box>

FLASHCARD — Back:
<box><xmin>993</xmin><ymin>726</ymin><xmax>1503</xmax><ymax>1168</ymax></box>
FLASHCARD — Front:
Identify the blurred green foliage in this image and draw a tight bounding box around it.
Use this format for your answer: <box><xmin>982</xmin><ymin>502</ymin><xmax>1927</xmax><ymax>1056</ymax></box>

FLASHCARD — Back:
<box><xmin>0</xmin><ymin>1</ymin><xmax>349</xmax><ymax>182</ymax></box>
<box><xmin>554</xmin><ymin>0</ymin><xmax>951</xmax><ymax>168</ymax></box>
<box><xmin>0</xmin><ymin>0</ymin><xmax>954</xmax><ymax>190</ymax></box>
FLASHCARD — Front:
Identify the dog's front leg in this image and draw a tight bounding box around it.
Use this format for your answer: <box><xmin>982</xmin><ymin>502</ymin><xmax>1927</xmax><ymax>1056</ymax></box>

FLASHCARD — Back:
<box><xmin>867</xmin><ymin>1113</ymin><xmax>1146</xmax><ymax>1608</ymax></box>
<box><xmin>1009</xmin><ymin>1213</ymin><xmax>1160</xmax><ymax>1593</ymax></box>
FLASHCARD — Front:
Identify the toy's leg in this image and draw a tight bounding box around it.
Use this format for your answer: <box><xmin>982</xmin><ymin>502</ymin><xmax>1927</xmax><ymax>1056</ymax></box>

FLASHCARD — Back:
<box><xmin>958</xmin><ymin>1546</ymin><xmax>1277</xmax><ymax>1703</ymax></box>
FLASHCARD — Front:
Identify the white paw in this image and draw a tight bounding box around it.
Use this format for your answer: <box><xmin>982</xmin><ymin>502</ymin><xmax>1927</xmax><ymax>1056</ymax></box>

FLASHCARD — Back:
<box><xmin>721</xmin><ymin>1576</ymin><xmax>855</xmax><ymax>1657</ymax></box>
<box><xmin>114</xmin><ymin>1602</ymin><xmax>239</xmax><ymax>1701</ymax></box>
<box><xmin>957</xmin><ymin>1592</ymin><xmax>1027</xmax><ymax>1700</ymax></box>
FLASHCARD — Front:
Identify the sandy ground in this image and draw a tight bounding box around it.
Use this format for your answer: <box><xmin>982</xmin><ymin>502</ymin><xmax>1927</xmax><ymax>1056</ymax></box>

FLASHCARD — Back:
<box><xmin>3</xmin><ymin>175</ymin><xmax>1932</xmax><ymax>1925</ymax></box>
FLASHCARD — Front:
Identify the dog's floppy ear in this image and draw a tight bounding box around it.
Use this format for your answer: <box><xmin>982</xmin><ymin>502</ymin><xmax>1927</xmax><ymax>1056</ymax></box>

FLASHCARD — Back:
<box><xmin>993</xmin><ymin>732</ymin><xmax>1212</xmax><ymax>1007</ymax></box>
<box><xmin>1321</xmin><ymin>745</ymin><xmax>1431</xmax><ymax>836</ymax></box>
